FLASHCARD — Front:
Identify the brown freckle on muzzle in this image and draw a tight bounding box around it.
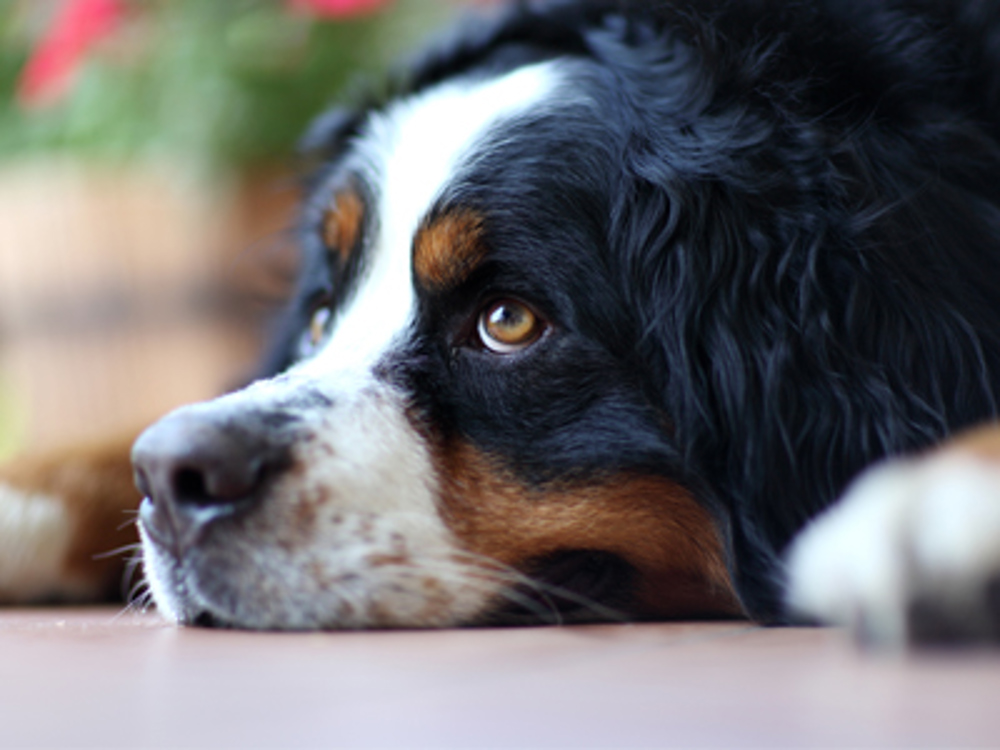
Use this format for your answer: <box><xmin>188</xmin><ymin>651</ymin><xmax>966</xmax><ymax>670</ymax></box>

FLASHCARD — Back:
<box><xmin>413</xmin><ymin>209</ymin><xmax>486</xmax><ymax>291</ymax></box>
<box><xmin>434</xmin><ymin>442</ymin><xmax>743</xmax><ymax>619</ymax></box>
<box><xmin>323</xmin><ymin>188</ymin><xmax>365</xmax><ymax>263</ymax></box>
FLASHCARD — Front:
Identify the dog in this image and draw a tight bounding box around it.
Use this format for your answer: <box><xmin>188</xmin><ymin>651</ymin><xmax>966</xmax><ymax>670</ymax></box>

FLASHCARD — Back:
<box><xmin>2</xmin><ymin>0</ymin><xmax>1000</xmax><ymax>645</ymax></box>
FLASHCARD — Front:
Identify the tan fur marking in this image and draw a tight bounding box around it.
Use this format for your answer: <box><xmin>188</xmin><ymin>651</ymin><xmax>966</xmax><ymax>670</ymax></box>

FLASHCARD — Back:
<box><xmin>322</xmin><ymin>188</ymin><xmax>365</xmax><ymax>263</ymax></box>
<box><xmin>0</xmin><ymin>430</ymin><xmax>142</xmax><ymax>600</ymax></box>
<box><xmin>413</xmin><ymin>210</ymin><xmax>486</xmax><ymax>291</ymax></box>
<box><xmin>435</xmin><ymin>442</ymin><xmax>742</xmax><ymax>618</ymax></box>
<box><xmin>939</xmin><ymin>422</ymin><xmax>1000</xmax><ymax>461</ymax></box>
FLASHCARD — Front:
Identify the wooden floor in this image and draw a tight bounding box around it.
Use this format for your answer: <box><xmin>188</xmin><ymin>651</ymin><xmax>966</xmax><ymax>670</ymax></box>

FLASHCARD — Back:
<box><xmin>1</xmin><ymin>608</ymin><xmax>999</xmax><ymax>748</ymax></box>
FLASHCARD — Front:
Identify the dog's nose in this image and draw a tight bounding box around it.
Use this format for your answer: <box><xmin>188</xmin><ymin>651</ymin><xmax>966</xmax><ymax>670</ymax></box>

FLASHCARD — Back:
<box><xmin>132</xmin><ymin>408</ymin><xmax>292</xmax><ymax>550</ymax></box>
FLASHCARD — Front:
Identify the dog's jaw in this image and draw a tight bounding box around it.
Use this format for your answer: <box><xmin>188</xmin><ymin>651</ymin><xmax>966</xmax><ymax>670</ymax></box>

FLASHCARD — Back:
<box><xmin>138</xmin><ymin>62</ymin><xmax>571</xmax><ymax>629</ymax></box>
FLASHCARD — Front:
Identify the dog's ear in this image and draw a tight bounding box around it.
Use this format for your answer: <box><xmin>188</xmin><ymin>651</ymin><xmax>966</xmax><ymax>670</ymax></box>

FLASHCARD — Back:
<box><xmin>620</xmin><ymin>108</ymin><xmax>1000</xmax><ymax>621</ymax></box>
<box><xmin>297</xmin><ymin>106</ymin><xmax>364</xmax><ymax>170</ymax></box>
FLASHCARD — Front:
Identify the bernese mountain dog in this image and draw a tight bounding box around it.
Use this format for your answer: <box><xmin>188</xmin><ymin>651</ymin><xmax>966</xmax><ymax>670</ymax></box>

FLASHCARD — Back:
<box><xmin>2</xmin><ymin>0</ymin><xmax>1000</xmax><ymax>645</ymax></box>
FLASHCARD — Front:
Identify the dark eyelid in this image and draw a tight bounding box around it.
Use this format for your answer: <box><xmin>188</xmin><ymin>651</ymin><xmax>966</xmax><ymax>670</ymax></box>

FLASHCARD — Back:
<box><xmin>302</xmin><ymin>287</ymin><xmax>334</xmax><ymax>314</ymax></box>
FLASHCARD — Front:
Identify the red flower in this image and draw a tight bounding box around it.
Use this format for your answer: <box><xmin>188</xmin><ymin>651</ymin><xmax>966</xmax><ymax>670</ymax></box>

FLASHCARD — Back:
<box><xmin>16</xmin><ymin>0</ymin><xmax>124</xmax><ymax>109</ymax></box>
<box><xmin>286</xmin><ymin>0</ymin><xmax>394</xmax><ymax>19</ymax></box>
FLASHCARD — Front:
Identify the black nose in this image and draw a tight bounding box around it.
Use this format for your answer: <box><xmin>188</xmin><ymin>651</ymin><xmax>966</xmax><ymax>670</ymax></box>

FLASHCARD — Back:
<box><xmin>132</xmin><ymin>407</ymin><xmax>293</xmax><ymax>552</ymax></box>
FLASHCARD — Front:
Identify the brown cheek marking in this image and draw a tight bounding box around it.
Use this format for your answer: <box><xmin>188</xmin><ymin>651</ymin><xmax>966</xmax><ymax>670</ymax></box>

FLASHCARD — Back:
<box><xmin>435</xmin><ymin>442</ymin><xmax>743</xmax><ymax>618</ymax></box>
<box><xmin>0</xmin><ymin>430</ymin><xmax>143</xmax><ymax>600</ymax></box>
<box><xmin>322</xmin><ymin>188</ymin><xmax>364</xmax><ymax>264</ymax></box>
<box><xmin>413</xmin><ymin>210</ymin><xmax>486</xmax><ymax>291</ymax></box>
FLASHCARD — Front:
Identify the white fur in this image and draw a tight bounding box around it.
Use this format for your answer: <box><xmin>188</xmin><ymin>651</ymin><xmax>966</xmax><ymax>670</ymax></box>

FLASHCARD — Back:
<box><xmin>0</xmin><ymin>483</ymin><xmax>86</xmax><ymax>602</ymax></box>
<box><xmin>786</xmin><ymin>453</ymin><xmax>1000</xmax><ymax>645</ymax></box>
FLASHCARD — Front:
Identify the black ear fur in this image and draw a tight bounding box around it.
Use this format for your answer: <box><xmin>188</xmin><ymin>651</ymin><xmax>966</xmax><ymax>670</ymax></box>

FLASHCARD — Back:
<box><xmin>295</xmin><ymin>106</ymin><xmax>369</xmax><ymax>196</ymax></box>
<box><xmin>595</xmin><ymin>1</ymin><xmax>1000</xmax><ymax>619</ymax></box>
<box><xmin>297</xmin><ymin>107</ymin><xmax>362</xmax><ymax>161</ymax></box>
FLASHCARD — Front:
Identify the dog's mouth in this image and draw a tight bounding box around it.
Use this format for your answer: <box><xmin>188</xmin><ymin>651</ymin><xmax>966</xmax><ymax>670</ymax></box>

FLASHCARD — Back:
<box><xmin>485</xmin><ymin>550</ymin><xmax>636</xmax><ymax>625</ymax></box>
<box><xmin>152</xmin><ymin>546</ymin><xmax>636</xmax><ymax>630</ymax></box>
<box><xmin>180</xmin><ymin>551</ymin><xmax>635</xmax><ymax>630</ymax></box>
<box><xmin>189</xmin><ymin>610</ymin><xmax>225</xmax><ymax>628</ymax></box>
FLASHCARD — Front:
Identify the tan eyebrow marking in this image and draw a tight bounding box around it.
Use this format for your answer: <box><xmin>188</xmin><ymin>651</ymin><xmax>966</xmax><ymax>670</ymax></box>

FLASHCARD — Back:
<box><xmin>322</xmin><ymin>188</ymin><xmax>365</xmax><ymax>264</ymax></box>
<box><xmin>413</xmin><ymin>210</ymin><xmax>487</xmax><ymax>291</ymax></box>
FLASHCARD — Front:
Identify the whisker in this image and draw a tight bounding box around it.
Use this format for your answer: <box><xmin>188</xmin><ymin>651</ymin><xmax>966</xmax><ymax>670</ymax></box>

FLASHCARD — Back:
<box><xmin>113</xmin><ymin>587</ymin><xmax>151</xmax><ymax>621</ymax></box>
<box><xmin>124</xmin><ymin>559</ymin><xmax>147</xmax><ymax>603</ymax></box>
<box><xmin>93</xmin><ymin>543</ymin><xmax>142</xmax><ymax>561</ymax></box>
<box><xmin>443</xmin><ymin>549</ymin><xmax>630</xmax><ymax>623</ymax></box>
<box><xmin>393</xmin><ymin>554</ymin><xmax>564</xmax><ymax>624</ymax></box>
<box><xmin>489</xmin><ymin>582</ymin><xmax>565</xmax><ymax>625</ymax></box>
<box><xmin>125</xmin><ymin>580</ymin><xmax>147</xmax><ymax>606</ymax></box>
<box><xmin>365</xmin><ymin>555</ymin><xmax>564</xmax><ymax>625</ymax></box>
<box><xmin>116</xmin><ymin>516</ymin><xmax>139</xmax><ymax>532</ymax></box>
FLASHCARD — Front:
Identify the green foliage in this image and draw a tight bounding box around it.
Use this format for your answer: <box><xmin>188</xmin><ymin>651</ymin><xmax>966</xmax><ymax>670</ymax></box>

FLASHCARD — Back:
<box><xmin>0</xmin><ymin>0</ymin><xmax>449</xmax><ymax>169</ymax></box>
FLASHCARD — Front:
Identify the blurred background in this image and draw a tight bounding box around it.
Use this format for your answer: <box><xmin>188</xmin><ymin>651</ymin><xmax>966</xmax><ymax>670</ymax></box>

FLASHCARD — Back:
<box><xmin>0</xmin><ymin>0</ymin><xmax>478</xmax><ymax>459</ymax></box>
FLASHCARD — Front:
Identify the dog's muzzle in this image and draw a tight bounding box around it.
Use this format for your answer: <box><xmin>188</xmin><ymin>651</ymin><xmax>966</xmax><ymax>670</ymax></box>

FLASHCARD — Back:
<box><xmin>128</xmin><ymin>377</ymin><xmax>489</xmax><ymax>630</ymax></box>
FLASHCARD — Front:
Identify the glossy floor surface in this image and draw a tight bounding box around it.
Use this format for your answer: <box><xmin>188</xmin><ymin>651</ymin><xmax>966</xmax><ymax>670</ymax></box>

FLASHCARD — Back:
<box><xmin>1</xmin><ymin>608</ymin><xmax>998</xmax><ymax>748</ymax></box>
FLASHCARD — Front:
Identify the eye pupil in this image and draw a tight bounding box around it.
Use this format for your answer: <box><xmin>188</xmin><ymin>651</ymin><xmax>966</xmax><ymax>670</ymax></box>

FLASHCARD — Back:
<box><xmin>489</xmin><ymin>303</ymin><xmax>527</xmax><ymax>333</ymax></box>
<box><xmin>478</xmin><ymin>300</ymin><xmax>542</xmax><ymax>352</ymax></box>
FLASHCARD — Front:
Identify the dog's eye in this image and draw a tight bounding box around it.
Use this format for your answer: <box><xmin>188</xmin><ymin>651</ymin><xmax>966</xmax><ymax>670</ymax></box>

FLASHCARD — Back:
<box><xmin>477</xmin><ymin>299</ymin><xmax>544</xmax><ymax>353</ymax></box>
<box><xmin>300</xmin><ymin>305</ymin><xmax>332</xmax><ymax>358</ymax></box>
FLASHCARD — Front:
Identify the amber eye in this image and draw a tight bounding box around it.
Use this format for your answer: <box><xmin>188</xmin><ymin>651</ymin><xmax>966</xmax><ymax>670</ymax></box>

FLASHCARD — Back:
<box><xmin>477</xmin><ymin>299</ymin><xmax>543</xmax><ymax>353</ymax></box>
<box><xmin>300</xmin><ymin>305</ymin><xmax>332</xmax><ymax>357</ymax></box>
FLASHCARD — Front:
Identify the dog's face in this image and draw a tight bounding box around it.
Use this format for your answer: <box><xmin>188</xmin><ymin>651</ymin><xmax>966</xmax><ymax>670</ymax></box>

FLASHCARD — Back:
<box><xmin>133</xmin><ymin>56</ymin><xmax>740</xmax><ymax>629</ymax></box>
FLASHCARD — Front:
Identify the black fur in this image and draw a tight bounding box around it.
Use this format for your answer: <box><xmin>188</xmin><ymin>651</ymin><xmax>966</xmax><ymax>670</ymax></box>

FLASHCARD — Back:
<box><xmin>282</xmin><ymin>0</ymin><xmax>1000</xmax><ymax>621</ymax></box>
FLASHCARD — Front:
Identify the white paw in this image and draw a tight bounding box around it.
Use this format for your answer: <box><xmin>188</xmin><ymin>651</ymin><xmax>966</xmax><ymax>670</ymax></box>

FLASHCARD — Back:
<box><xmin>785</xmin><ymin>452</ymin><xmax>1000</xmax><ymax>646</ymax></box>
<box><xmin>0</xmin><ymin>483</ymin><xmax>88</xmax><ymax>603</ymax></box>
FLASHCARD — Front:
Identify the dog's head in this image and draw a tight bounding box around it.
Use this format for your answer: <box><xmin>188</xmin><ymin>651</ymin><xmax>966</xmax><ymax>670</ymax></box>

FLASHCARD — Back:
<box><xmin>132</xmin><ymin>1</ymin><xmax>1000</xmax><ymax>629</ymax></box>
<box><xmin>133</xmin><ymin>5</ymin><xmax>749</xmax><ymax>629</ymax></box>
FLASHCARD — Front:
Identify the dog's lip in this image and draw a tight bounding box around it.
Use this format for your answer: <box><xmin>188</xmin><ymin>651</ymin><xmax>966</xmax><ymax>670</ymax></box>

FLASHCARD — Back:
<box><xmin>534</xmin><ymin>549</ymin><xmax>633</xmax><ymax>604</ymax></box>
<box><xmin>489</xmin><ymin>550</ymin><xmax>634</xmax><ymax>624</ymax></box>
<box><xmin>138</xmin><ymin>513</ymin><xmax>234</xmax><ymax>628</ymax></box>
<box><xmin>137</xmin><ymin>490</ymin><xmax>239</xmax><ymax>560</ymax></box>
<box><xmin>186</xmin><ymin>609</ymin><xmax>231</xmax><ymax>629</ymax></box>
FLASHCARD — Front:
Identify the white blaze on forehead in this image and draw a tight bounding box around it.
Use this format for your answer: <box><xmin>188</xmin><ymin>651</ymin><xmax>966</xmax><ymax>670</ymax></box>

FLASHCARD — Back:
<box><xmin>296</xmin><ymin>61</ymin><xmax>565</xmax><ymax>381</ymax></box>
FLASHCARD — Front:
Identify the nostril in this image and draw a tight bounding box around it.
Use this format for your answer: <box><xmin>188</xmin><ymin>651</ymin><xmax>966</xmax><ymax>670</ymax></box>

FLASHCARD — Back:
<box><xmin>173</xmin><ymin>467</ymin><xmax>211</xmax><ymax>506</ymax></box>
<box><xmin>168</xmin><ymin>459</ymin><xmax>261</xmax><ymax>508</ymax></box>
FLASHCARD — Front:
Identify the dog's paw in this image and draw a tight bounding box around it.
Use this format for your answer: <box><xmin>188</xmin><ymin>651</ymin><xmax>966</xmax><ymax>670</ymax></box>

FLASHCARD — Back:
<box><xmin>0</xmin><ymin>483</ymin><xmax>79</xmax><ymax>602</ymax></box>
<box><xmin>0</xmin><ymin>434</ymin><xmax>142</xmax><ymax>604</ymax></box>
<box><xmin>785</xmin><ymin>449</ymin><xmax>1000</xmax><ymax>646</ymax></box>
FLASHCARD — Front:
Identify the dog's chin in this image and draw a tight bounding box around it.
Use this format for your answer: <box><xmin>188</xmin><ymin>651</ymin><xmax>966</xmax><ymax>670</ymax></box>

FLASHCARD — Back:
<box><xmin>137</xmin><ymin>515</ymin><xmax>506</xmax><ymax>631</ymax></box>
<box><xmin>137</xmin><ymin>531</ymin><xmax>234</xmax><ymax>629</ymax></box>
<box><xmin>141</xmin><ymin>523</ymin><xmax>636</xmax><ymax>630</ymax></box>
